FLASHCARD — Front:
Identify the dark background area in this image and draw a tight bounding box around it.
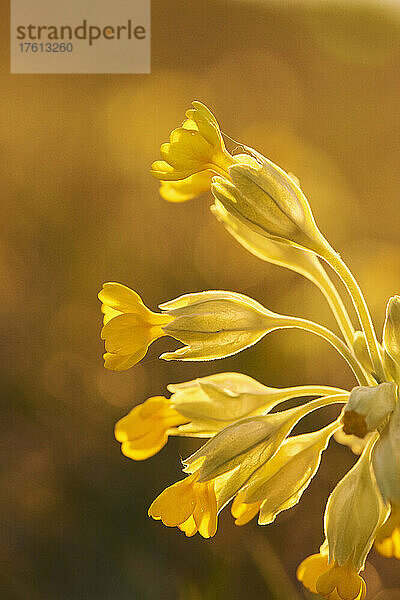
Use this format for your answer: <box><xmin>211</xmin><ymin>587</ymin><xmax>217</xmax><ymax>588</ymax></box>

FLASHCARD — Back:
<box><xmin>1</xmin><ymin>1</ymin><xmax>400</xmax><ymax>598</ymax></box>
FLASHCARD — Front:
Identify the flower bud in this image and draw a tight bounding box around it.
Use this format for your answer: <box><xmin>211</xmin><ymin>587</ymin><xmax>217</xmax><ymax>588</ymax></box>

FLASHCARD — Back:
<box><xmin>343</xmin><ymin>383</ymin><xmax>397</xmax><ymax>438</ymax></box>
<box><xmin>324</xmin><ymin>437</ymin><xmax>389</xmax><ymax>572</ymax></box>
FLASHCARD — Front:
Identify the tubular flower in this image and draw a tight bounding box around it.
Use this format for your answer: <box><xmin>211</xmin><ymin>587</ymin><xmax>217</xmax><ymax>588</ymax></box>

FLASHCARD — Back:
<box><xmin>114</xmin><ymin>396</ymin><xmax>188</xmax><ymax>460</ymax></box>
<box><xmin>314</xmin><ymin>437</ymin><xmax>390</xmax><ymax>599</ymax></box>
<box><xmin>151</xmin><ymin>101</ymin><xmax>234</xmax><ymax>186</ymax></box>
<box><xmin>102</xmin><ymin>286</ymin><xmax>338</xmax><ymax>369</ymax></box>
<box><xmin>98</xmin><ymin>283</ymin><xmax>173</xmax><ymax>371</ymax></box>
<box><xmin>102</xmin><ymin>101</ymin><xmax>400</xmax><ymax>596</ymax></box>
<box><xmin>148</xmin><ymin>471</ymin><xmax>218</xmax><ymax>538</ymax></box>
<box><xmin>375</xmin><ymin>504</ymin><xmax>400</xmax><ymax>559</ymax></box>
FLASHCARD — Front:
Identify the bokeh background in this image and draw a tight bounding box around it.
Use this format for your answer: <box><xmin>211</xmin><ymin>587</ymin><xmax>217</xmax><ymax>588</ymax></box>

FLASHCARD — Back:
<box><xmin>1</xmin><ymin>0</ymin><xmax>400</xmax><ymax>598</ymax></box>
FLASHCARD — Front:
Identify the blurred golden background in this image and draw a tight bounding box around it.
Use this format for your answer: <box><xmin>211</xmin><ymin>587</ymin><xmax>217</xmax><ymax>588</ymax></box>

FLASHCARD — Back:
<box><xmin>1</xmin><ymin>0</ymin><xmax>400</xmax><ymax>598</ymax></box>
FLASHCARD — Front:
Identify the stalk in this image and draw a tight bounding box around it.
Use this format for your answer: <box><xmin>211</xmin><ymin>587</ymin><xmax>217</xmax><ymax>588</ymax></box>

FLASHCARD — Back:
<box><xmin>320</xmin><ymin>246</ymin><xmax>386</xmax><ymax>383</ymax></box>
<box><xmin>315</xmin><ymin>266</ymin><xmax>355</xmax><ymax>349</ymax></box>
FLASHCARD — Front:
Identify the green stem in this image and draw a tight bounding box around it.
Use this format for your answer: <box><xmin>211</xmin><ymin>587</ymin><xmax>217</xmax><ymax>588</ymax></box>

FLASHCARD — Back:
<box><xmin>282</xmin><ymin>316</ymin><xmax>370</xmax><ymax>386</ymax></box>
<box><xmin>320</xmin><ymin>246</ymin><xmax>386</xmax><ymax>383</ymax></box>
<box><xmin>294</xmin><ymin>393</ymin><xmax>348</xmax><ymax>420</ymax></box>
<box><xmin>315</xmin><ymin>266</ymin><xmax>355</xmax><ymax>349</ymax></box>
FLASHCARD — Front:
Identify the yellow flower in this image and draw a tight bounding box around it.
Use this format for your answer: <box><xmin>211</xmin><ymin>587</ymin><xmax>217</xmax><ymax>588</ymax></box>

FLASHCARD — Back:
<box><xmin>148</xmin><ymin>471</ymin><xmax>217</xmax><ymax>538</ymax></box>
<box><xmin>297</xmin><ymin>553</ymin><xmax>366</xmax><ymax>600</ymax></box>
<box><xmin>151</xmin><ymin>101</ymin><xmax>234</xmax><ymax>186</ymax></box>
<box><xmin>98</xmin><ymin>283</ymin><xmax>173</xmax><ymax>371</ymax></box>
<box><xmin>100</xmin><ymin>285</ymin><xmax>296</xmax><ymax>370</ymax></box>
<box><xmin>321</xmin><ymin>435</ymin><xmax>389</xmax><ymax>598</ymax></box>
<box><xmin>375</xmin><ymin>504</ymin><xmax>400</xmax><ymax>559</ymax></box>
<box><xmin>159</xmin><ymin>171</ymin><xmax>214</xmax><ymax>203</ymax></box>
<box><xmin>114</xmin><ymin>396</ymin><xmax>188</xmax><ymax>460</ymax></box>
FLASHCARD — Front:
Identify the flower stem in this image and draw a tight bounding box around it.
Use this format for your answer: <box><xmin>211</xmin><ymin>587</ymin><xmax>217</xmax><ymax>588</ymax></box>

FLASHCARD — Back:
<box><xmin>315</xmin><ymin>266</ymin><xmax>355</xmax><ymax>349</ymax></box>
<box><xmin>320</xmin><ymin>246</ymin><xmax>386</xmax><ymax>383</ymax></box>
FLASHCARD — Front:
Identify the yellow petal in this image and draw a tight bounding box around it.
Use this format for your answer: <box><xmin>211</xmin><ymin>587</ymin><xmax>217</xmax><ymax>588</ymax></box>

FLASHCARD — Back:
<box><xmin>150</xmin><ymin>159</ymin><xmax>195</xmax><ymax>181</ymax></box>
<box><xmin>297</xmin><ymin>553</ymin><xmax>330</xmax><ymax>595</ymax></box>
<box><xmin>98</xmin><ymin>283</ymin><xmax>150</xmax><ymax>316</ymax></box>
<box><xmin>148</xmin><ymin>475</ymin><xmax>197</xmax><ymax>527</ymax></box>
<box><xmin>101</xmin><ymin>313</ymin><xmax>154</xmax><ymax>355</ymax></box>
<box><xmin>120</xmin><ymin>430</ymin><xmax>168</xmax><ymax>461</ymax></box>
<box><xmin>193</xmin><ymin>481</ymin><xmax>218</xmax><ymax>538</ymax></box>
<box><xmin>103</xmin><ymin>349</ymin><xmax>147</xmax><ymax>371</ymax></box>
<box><xmin>101</xmin><ymin>304</ymin><xmax>121</xmax><ymax>326</ymax></box>
<box><xmin>159</xmin><ymin>171</ymin><xmax>213</xmax><ymax>203</ymax></box>
<box><xmin>179</xmin><ymin>515</ymin><xmax>198</xmax><ymax>537</ymax></box>
<box><xmin>231</xmin><ymin>494</ymin><xmax>262</xmax><ymax>526</ymax></box>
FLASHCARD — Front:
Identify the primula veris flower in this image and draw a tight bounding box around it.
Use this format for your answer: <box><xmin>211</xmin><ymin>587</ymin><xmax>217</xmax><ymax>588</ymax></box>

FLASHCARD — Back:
<box><xmin>103</xmin><ymin>100</ymin><xmax>400</xmax><ymax>598</ymax></box>
<box><xmin>159</xmin><ymin>171</ymin><xmax>214</xmax><ymax>203</ymax></box>
<box><xmin>231</xmin><ymin>420</ymin><xmax>339</xmax><ymax>526</ymax></box>
<box><xmin>323</xmin><ymin>437</ymin><xmax>389</xmax><ymax>581</ymax></box>
<box><xmin>148</xmin><ymin>470</ymin><xmax>218</xmax><ymax>538</ymax></box>
<box><xmin>151</xmin><ymin>101</ymin><xmax>234</xmax><ymax>184</ymax></box>
<box><xmin>99</xmin><ymin>283</ymin><xmax>173</xmax><ymax>371</ymax></box>
<box><xmin>375</xmin><ymin>503</ymin><xmax>400</xmax><ymax>559</ymax></box>
<box><xmin>99</xmin><ymin>286</ymin><xmax>285</xmax><ymax>370</ymax></box>
<box><xmin>211</xmin><ymin>152</ymin><xmax>329</xmax><ymax>255</ymax></box>
<box><xmin>343</xmin><ymin>382</ymin><xmax>396</xmax><ymax>438</ymax></box>
<box><xmin>114</xmin><ymin>396</ymin><xmax>188</xmax><ymax>460</ymax></box>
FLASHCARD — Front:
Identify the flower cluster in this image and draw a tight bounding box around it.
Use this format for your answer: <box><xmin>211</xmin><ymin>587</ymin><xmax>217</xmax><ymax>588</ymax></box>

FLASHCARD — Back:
<box><xmin>99</xmin><ymin>102</ymin><xmax>400</xmax><ymax>599</ymax></box>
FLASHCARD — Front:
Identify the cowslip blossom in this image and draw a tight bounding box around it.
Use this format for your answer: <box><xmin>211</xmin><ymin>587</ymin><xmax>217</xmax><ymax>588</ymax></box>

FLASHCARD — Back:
<box><xmin>99</xmin><ymin>101</ymin><xmax>400</xmax><ymax>600</ymax></box>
